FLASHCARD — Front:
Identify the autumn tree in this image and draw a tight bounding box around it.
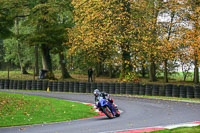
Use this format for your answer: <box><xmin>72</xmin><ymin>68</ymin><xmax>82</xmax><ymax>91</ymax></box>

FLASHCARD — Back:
<box><xmin>135</xmin><ymin>0</ymin><xmax>184</xmax><ymax>82</ymax></box>
<box><xmin>175</xmin><ymin>0</ymin><xmax>200</xmax><ymax>83</ymax></box>
<box><xmin>133</xmin><ymin>0</ymin><xmax>165</xmax><ymax>82</ymax></box>
<box><xmin>69</xmin><ymin>0</ymin><xmax>146</xmax><ymax>78</ymax></box>
<box><xmin>157</xmin><ymin>0</ymin><xmax>181</xmax><ymax>82</ymax></box>
<box><xmin>68</xmin><ymin>0</ymin><xmax>117</xmax><ymax>76</ymax></box>
<box><xmin>184</xmin><ymin>0</ymin><xmax>200</xmax><ymax>84</ymax></box>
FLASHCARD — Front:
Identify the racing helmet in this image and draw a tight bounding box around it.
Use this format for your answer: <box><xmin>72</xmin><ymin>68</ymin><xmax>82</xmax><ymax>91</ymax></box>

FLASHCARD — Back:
<box><xmin>93</xmin><ymin>89</ymin><xmax>100</xmax><ymax>96</ymax></box>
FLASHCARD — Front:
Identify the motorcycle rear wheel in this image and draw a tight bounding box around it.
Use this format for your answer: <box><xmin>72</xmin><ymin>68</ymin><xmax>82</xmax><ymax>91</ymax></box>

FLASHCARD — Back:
<box><xmin>102</xmin><ymin>106</ymin><xmax>113</xmax><ymax>119</ymax></box>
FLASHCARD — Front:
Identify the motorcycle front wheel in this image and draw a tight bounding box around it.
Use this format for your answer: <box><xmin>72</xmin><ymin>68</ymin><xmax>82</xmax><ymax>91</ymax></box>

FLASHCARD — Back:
<box><xmin>102</xmin><ymin>106</ymin><xmax>113</xmax><ymax>119</ymax></box>
<box><xmin>115</xmin><ymin>109</ymin><xmax>120</xmax><ymax>117</ymax></box>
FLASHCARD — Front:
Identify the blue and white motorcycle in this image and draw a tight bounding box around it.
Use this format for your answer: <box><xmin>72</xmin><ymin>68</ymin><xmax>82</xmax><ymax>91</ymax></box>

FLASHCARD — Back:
<box><xmin>96</xmin><ymin>96</ymin><xmax>120</xmax><ymax>119</ymax></box>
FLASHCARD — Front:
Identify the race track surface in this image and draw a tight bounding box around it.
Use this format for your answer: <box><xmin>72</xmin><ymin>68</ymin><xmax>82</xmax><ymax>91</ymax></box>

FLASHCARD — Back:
<box><xmin>0</xmin><ymin>90</ymin><xmax>200</xmax><ymax>133</ymax></box>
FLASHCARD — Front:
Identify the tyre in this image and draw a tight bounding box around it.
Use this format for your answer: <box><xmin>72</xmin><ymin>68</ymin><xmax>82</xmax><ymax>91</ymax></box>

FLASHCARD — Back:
<box><xmin>113</xmin><ymin>104</ymin><xmax>120</xmax><ymax>117</ymax></box>
<box><xmin>115</xmin><ymin>109</ymin><xmax>120</xmax><ymax>117</ymax></box>
<box><xmin>102</xmin><ymin>106</ymin><xmax>113</xmax><ymax>119</ymax></box>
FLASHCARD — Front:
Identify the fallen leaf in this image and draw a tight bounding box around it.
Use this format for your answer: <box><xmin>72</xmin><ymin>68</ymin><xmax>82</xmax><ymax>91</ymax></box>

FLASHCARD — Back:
<box><xmin>20</xmin><ymin>128</ymin><xmax>26</xmax><ymax>131</ymax></box>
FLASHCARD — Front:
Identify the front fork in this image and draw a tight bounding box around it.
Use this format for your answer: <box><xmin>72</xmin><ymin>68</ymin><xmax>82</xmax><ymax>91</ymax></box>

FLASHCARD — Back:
<box><xmin>108</xmin><ymin>102</ymin><xmax>118</xmax><ymax>116</ymax></box>
<box><xmin>97</xmin><ymin>102</ymin><xmax>118</xmax><ymax>115</ymax></box>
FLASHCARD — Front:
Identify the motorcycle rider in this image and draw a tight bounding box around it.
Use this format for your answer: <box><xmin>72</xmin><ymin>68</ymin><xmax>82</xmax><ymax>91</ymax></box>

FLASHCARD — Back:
<box><xmin>93</xmin><ymin>89</ymin><xmax>113</xmax><ymax>108</ymax></box>
<box><xmin>93</xmin><ymin>89</ymin><xmax>120</xmax><ymax>117</ymax></box>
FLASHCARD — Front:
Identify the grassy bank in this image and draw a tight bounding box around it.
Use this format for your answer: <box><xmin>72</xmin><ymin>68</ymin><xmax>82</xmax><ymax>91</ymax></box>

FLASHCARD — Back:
<box><xmin>151</xmin><ymin>125</ymin><xmax>200</xmax><ymax>133</ymax></box>
<box><xmin>117</xmin><ymin>94</ymin><xmax>200</xmax><ymax>103</ymax></box>
<box><xmin>0</xmin><ymin>92</ymin><xmax>98</xmax><ymax>127</ymax></box>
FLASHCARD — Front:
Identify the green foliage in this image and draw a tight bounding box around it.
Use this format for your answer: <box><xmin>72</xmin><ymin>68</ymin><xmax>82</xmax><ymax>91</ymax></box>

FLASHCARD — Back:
<box><xmin>0</xmin><ymin>40</ymin><xmax>5</xmax><ymax>64</ymax></box>
<box><xmin>68</xmin><ymin>0</ymin><xmax>135</xmax><ymax>72</ymax></box>
<box><xmin>121</xmin><ymin>72</ymin><xmax>140</xmax><ymax>83</ymax></box>
<box><xmin>0</xmin><ymin>0</ymin><xmax>14</xmax><ymax>39</ymax></box>
<box><xmin>3</xmin><ymin>20</ymin><xmax>34</xmax><ymax>66</ymax></box>
<box><xmin>0</xmin><ymin>0</ymin><xmax>73</xmax><ymax>77</ymax></box>
<box><xmin>27</xmin><ymin>0</ymin><xmax>73</xmax><ymax>48</ymax></box>
<box><xmin>3</xmin><ymin>39</ymin><xmax>32</xmax><ymax>65</ymax></box>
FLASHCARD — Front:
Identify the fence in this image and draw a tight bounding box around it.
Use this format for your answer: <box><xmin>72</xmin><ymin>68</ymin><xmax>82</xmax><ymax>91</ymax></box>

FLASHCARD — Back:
<box><xmin>0</xmin><ymin>79</ymin><xmax>200</xmax><ymax>98</ymax></box>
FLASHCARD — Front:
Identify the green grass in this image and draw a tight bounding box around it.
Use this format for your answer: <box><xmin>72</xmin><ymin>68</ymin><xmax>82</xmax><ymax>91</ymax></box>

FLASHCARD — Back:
<box><xmin>0</xmin><ymin>92</ymin><xmax>98</xmax><ymax>127</ymax></box>
<box><xmin>0</xmin><ymin>70</ymin><xmax>33</xmax><ymax>80</ymax></box>
<box><xmin>151</xmin><ymin>125</ymin><xmax>200</xmax><ymax>133</ymax></box>
<box><xmin>139</xmin><ymin>95</ymin><xmax>200</xmax><ymax>103</ymax></box>
<box><xmin>156</xmin><ymin>72</ymin><xmax>194</xmax><ymax>81</ymax></box>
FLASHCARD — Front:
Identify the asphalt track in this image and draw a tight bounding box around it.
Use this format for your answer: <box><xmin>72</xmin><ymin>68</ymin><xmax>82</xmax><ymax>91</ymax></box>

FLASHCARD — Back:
<box><xmin>0</xmin><ymin>90</ymin><xmax>200</xmax><ymax>133</ymax></box>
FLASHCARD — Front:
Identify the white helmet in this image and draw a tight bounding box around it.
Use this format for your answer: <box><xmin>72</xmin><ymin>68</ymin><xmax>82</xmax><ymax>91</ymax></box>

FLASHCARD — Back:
<box><xmin>94</xmin><ymin>89</ymin><xmax>100</xmax><ymax>96</ymax></box>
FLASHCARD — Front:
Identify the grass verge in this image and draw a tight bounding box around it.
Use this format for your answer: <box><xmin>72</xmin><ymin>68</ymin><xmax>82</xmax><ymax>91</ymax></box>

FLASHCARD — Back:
<box><xmin>0</xmin><ymin>92</ymin><xmax>98</xmax><ymax>127</ymax></box>
<box><xmin>115</xmin><ymin>94</ymin><xmax>200</xmax><ymax>103</ymax></box>
<box><xmin>151</xmin><ymin>125</ymin><xmax>200</xmax><ymax>133</ymax></box>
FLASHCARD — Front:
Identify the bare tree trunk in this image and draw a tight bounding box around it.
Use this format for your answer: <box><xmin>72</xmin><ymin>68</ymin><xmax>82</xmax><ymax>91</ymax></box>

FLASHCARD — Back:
<box><xmin>194</xmin><ymin>57</ymin><xmax>199</xmax><ymax>84</ymax></box>
<box><xmin>181</xmin><ymin>62</ymin><xmax>192</xmax><ymax>82</ymax></box>
<box><xmin>120</xmin><ymin>1</ymin><xmax>132</xmax><ymax>78</ymax></box>
<box><xmin>7</xmin><ymin>61</ymin><xmax>10</xmax><ymax>80</ymax></box>
<box><xmin>96</xmin><ymin>62</ymin><xmax>103</xmax><ymax>77</ymax></box>
<box><xmin>16</xmin><ymin>18</ymin><xmax>28</xmax><ymax>74</ymax></box>
<box><xmin>148</xmin><ymin>0</ymin><xmax>159</xmax><ymax>82</ymax></box>
<box><xmin>34</xmin><ymin>45</ymin><xmax>39</xmax><ymax>76</ymax></box>
<box><xmin>141</xmin><ymin>66</ymin><xmax>146</xmax><ymax>78</ymax></box>
<box><xmin>164</xmin><ymin>59</ymin><xmax>168</xmax><ymax>83</ymax></box>
<box><xmin>141</xmin><ymin>61</ymin><xmax>146</xmax><ymax>78</ymax></box>
<box><xmin>41</xmin><ymin>44</ymin><xmax>54</xmax><ymax>79</ymax></box>
<box><xmin>163</xmin><ymin>12</ymin><xmax>175</xmax><ymax>83</ymax></box>
<box><xmin>193</xmin><ymin>2</ymin><xmax>199</xmax><ymax>84</ymax></box>
<box><xmin>108</xmin><ymin>63</ymin><xmax>113</xmax><ymax>78</ymax></box>
<box><xmin>149</xmin><ymin>61</ymin><xmax>156</xmax><ymax>82</ymax></box>
<box><xmin>121</xmin><ymin>49</ymin><xmax>132</xmax><ymax>78</ymax></box>
<box><xmin>148</xmin><ymin>0</ymin><xmax>165</xmax><ymax>82</ymax></box>
<box><xmin>183</xmin><ymin>74</ymin><xmax>187</xmax><ymax>82</ymax></box>
<box><xmin>59</xmin><ymin>52</ymin><xmax>71</xmax><ymax>79</ymax></box>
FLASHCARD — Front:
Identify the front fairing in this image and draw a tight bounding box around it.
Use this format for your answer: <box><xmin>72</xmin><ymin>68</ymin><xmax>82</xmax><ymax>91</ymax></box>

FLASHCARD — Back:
<box><xmin>97</xmin><ymin>96</ymin><xmax>107</xmax><ymax>107</ymax></box>
<box><xmin>97</xmin><ymin>97</ymin><xmax>114</xmax><ymax>110</ymax></box>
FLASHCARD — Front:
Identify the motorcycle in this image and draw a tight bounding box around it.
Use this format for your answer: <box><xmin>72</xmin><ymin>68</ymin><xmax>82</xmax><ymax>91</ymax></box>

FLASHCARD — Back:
<box><xmin>96</xmin><ymin>96</ymin><xmax>120</xmax><ymax>119</ymax></box>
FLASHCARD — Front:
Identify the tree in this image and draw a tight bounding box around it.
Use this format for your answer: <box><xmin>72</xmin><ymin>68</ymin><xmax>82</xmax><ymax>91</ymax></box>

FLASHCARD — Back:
<box><xmin>0</xmin><ymin>0</ymin><xmax>73</xmax><ymax>78</ymax></box>
<box><xmin>68</xmin><ymin>0</ymin><xmax>117</xmax><ymax>76</ymax></box>
<box><xmin>3</xmin><ymin>36</ymin><xmax>34</xmax><ymax>74</ymax></box>
<box><xmin>1</xmin><ymin>0</ymin><xmax>33</xmax><ymax>74</ymax></box>
<box><xmin>176</xmin><ymin>0</ymin><xmax>200</xmax><ymax>83</ymax></box>
<box><xmin>27</xmin><ymin>0</ymin><xmax>73</xmax><ymax>79</ymax></box>
<box><xmin>185</xmin><ymin>0</ymin><xmax>200</xmax><ymax>84</ymax></box>
<box><xmin>157</xmin><ymin>0</ymin><xmax>181</xmax><ymax>82</ymax></box>
<box><xmin>132</xmin><ymin>0</ymin><xmax>164</xmax><ymax>81</ymax></box>
<box><xmin>68</xmin><ymin>0</ymin><xmax>146</xmax><ymax>78</ymax></box>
